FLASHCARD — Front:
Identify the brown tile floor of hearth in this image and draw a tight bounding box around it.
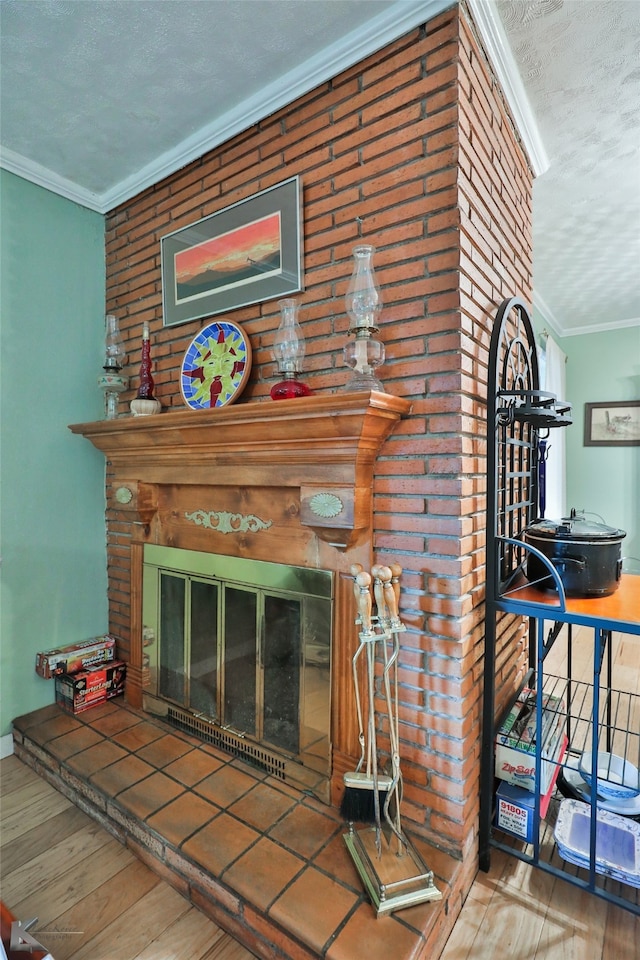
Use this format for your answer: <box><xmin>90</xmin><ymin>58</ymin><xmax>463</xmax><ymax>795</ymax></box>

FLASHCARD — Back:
<box><xmin>12</xmin><ymin>700</ymin><xmax>463</xmax><ymax>960</ymax></box>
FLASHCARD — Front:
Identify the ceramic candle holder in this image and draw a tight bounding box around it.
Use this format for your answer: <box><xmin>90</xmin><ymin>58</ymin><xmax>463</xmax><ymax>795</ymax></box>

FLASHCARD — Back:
<box><xmin>130</xmin><ymin>397</ymin><xmax>162</xmax><ymax>417</ymax></box>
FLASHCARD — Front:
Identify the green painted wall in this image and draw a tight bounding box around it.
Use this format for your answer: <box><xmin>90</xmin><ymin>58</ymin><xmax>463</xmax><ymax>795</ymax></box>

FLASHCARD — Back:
<box><xmin>562</xmin><ymin>325</ymin><xmax>640</xmax><ymax>567</ymax></box>
<box><xmin>0</xmin><ymin>171</ymin><xmax>108</xmax><ymax>743</ymax></box>
<box><xmin>534</xmin><ymin>312</ymin><xmax>640</xmax><ymax>565</ymax></box>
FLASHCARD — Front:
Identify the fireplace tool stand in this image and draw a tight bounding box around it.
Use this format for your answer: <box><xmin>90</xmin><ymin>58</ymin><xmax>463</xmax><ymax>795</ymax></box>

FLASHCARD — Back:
<box><xmin>342</xmin><ymin>564</ymin><xmax>442</xmax><ymax>917</ymax></box>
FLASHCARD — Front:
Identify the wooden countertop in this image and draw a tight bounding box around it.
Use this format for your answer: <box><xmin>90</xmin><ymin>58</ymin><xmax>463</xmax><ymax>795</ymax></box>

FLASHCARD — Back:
<box><xmin>496</xmin><ymin>573</ymin><xmax>640</xmax><ymax>634</ymax></box>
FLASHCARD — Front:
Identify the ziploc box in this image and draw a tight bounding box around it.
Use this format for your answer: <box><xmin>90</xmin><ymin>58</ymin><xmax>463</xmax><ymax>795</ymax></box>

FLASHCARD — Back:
<box><xmin>495</xmin><ymin>687</ymin><xmax>566</xmax><ymax>794</ymax></box>
<box><xmin>36</xmin><ymin>634</ymin><xmax>116</xmax><ymax>679</ymax></box>
<box><xmin>55</xmin><ymin>661</ymin><xmax>126</xmax><ymax>714</ymax></box>
<box><xmin>495</xmin><ymin>735</ymin><xmax>568</xmax><ymax>841</ymax></box>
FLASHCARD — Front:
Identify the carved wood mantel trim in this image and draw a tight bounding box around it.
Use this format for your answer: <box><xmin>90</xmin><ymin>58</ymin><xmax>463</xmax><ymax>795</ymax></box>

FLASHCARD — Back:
<box><xmin>69</xmin><ymin>390</ymin><xmax>411</xmax><ymax>546</ymax></box>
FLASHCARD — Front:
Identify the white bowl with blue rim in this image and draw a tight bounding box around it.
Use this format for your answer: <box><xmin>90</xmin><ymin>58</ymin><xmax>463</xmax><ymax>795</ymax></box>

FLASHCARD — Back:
<box><xmin>578</xmin><ymin>751</ymin><xmax>640</xmax><ymax>801</ymax></box>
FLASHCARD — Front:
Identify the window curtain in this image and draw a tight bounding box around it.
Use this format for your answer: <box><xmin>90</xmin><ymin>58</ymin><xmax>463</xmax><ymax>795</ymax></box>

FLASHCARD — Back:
<box><xmin>543</xmin><ymin>336</ymin><xmax>567</xmax><ymax>520</ymax></box>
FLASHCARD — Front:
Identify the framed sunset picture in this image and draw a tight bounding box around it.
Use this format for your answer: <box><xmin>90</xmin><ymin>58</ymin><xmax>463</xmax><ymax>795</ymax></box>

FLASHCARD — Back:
<box><xmin>161</xmin><ymin>176</ymin><xmax>303</xmax><ymax>327</ymax></box>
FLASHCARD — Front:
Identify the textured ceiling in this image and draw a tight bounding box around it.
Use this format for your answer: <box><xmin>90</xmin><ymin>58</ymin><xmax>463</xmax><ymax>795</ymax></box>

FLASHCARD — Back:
<box><xmin>1</xmin><ymin>0</ymin><xmax>399</xmax><ymax>195</ymax></box>
<box><xmin>494</xmin><ymin>0</ymin><xmax>640</xmax><ymax>336</ymax></box>
<box><xmin>1</xmin><ymin>0</ymin><xmax>639</xmax><ymax>338</ymax></box>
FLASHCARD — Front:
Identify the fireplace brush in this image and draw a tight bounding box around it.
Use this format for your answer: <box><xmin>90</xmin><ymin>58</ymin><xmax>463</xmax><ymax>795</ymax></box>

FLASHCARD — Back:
<box><xmin>340</xmin><ymin>565</ymin><xmax>393</xmax><ymax>832</ymax></box>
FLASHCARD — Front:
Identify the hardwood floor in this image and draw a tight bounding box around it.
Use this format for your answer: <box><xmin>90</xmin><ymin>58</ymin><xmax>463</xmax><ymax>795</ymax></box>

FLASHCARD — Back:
<box><xmin>2</xmin><ymin>625</ymin><xmax>638</xmax><ymax>959</ymax></box>
<box><xmin>440</xmin><ymin>846</ymin><xmax>639</xmax><ymax>960</ymax></box>
<box><xmin>0</xmin><ymin>755</ymin><xmax>255</xmax><ymax>959</ymax></box>
<box><xmin>440</xmin><ymin>625</ymin><xmax>640</xmax><ymax>960</ymax></box>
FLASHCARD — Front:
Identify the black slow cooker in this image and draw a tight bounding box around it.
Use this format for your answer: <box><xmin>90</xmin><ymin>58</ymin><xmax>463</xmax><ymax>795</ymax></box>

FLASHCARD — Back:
<box><xmin>523</xmin><ymin>511</ymin><xmax>626</xmax><ymax>597</ymax></box>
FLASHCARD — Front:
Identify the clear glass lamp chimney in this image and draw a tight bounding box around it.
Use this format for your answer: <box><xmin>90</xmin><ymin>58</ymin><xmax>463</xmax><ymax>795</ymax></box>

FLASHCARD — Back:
<box><xmin>272</xmin><ymin>298</ymin><xmax>305</xmax><ymax>376</ymax></box>
<box><xmin>345</xmin><ymin>245</ymin><xmax>381</xmax><ymax>333</ymax></box>
<box><xmin>104</xmin><ymin>314</ymin><xmax>126</xmax><ymax>371</ymax></box>
<box><xmin>270</xmin><ymin>298</ymin><xmax>312</xmax><ymax>400</ymax></box>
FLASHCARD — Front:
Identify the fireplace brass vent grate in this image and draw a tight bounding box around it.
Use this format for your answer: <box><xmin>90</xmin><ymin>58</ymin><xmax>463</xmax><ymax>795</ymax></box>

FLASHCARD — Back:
<box><xmin>166</xmin><ymin>706</ymin><xmax>286</xmax><ymax>780</ymax></box>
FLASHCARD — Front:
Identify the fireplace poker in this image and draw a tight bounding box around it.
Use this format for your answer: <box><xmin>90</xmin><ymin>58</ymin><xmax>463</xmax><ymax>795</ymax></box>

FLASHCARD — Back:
<box><xmin>376</xmin><ymin>565</ymin><xmax>406</xmax><ymax>851</ymax></box>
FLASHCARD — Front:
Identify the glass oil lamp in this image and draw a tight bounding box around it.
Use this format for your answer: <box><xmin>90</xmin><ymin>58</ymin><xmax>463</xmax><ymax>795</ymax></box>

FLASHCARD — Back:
<box><xmin>270</xmin><ymin>298</ymin><xmax>312</xmax><ymax>400</ymax></box>
<box><xmin>342</xmin><ymin>244</ymin><xmax>385</xmax><ymax>392</ymax></box>
<box><xmin>98</xmin><ymin>314</ymin><xmax>128</xmax><ymax>419</ymax></box>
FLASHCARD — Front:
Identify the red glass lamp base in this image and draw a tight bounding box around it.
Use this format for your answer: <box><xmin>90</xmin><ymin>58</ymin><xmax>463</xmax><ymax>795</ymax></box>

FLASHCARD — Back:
<box><xmin>271</xmin><ymin>380</ymin><xmax>313</xmax><ymax>400</ymax></box>
<box><xmin>270</xmin><ymin>379</ymin><xmax>313</xmax><ymax>401</ymax></box>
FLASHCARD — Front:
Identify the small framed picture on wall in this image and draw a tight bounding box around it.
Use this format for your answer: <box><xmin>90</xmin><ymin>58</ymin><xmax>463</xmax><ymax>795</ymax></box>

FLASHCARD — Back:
<box><xmin>161</xmin><ymin>177</ymin><xmax>304</xmax><ymax>327</ymax></box>
<box><xmin>584</xmin><ymin>400</ymin><xmax>640</xmax><ymax>446</ymax></box>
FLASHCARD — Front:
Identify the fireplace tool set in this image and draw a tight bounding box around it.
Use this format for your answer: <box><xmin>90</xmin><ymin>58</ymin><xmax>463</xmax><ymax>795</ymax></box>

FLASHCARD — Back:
<box><xmin>342</xmin><ymin>563</ymin><xmax>442</xmax><ymax>916</ymax></box>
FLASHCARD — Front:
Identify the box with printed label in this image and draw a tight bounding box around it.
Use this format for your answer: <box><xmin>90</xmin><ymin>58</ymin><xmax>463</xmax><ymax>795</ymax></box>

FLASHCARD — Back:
<box><xmin>36</xmin><ymin>635</ymin><xmax>117</xmax><ymax>679</ymax></box>
<box><xmin>495</xmin><ymin>687</ymin><xmax>566</xmax><ymax>794</ymax></box>
<box><xmin>55</xmin><ymin>661</ymin><xmax>126</xmax><ymax>714</ymax></box>
<box><xmin>494</xmin><ymin>735</ymin><xmax>567</xmax><ymax>841</ymax></box>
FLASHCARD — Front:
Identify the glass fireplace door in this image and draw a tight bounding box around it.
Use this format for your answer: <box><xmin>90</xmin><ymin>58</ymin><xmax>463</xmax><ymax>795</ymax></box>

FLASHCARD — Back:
<box><xmin>144</xmin><ymin>546</ymin><xmax>332</xmax><ymax>797</ymax></box>
<box><xmin>157</xmin><ymin>574</ymin><xmax>302</xmax><ymax>751</ymax></box>
<box><xmin>190</xmin><ymin>579</ymin><xmax>219</xmax><ymax>717</ymax></box>
<box><xmin>223</xmin><ymin>586</ymin><xmax>258</xmax><ymax>736</ymax></box>
<box><xmin>263</xmin><ymin>595</ymin><xmax>301</xmax><ymax>755</ymax></box>
<box><xmin>158</xmin><ymin>571</ymin><xmax>187</xmax><ymax>705</ymax></box>
<box><xmin>159</xmin><ymin>573</ymin><xmax>220</xmax><ymax>718</ymax></box>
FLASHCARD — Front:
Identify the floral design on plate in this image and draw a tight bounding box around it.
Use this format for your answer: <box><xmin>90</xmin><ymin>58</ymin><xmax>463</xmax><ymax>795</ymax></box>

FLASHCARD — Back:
<box><xmin>181</xmin><ymin>320</ymin><xmax>252</xmax><ymax>409</ymax></box>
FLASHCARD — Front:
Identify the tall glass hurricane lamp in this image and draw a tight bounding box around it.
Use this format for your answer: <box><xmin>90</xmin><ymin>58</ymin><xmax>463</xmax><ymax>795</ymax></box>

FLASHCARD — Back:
<box><xmin>342</xmin><ymin>244</ymin><xmax>385</xmax><ymax>392</ymax></box>
<box><xmin>270</xmin><ymin>298</ymin><xmax>312</xmax><ymax>400</ymax></box>
<box><xmin>98</xmin><ymin>314</ymin><xmax>128</xmax><ymax>419</ymax></box>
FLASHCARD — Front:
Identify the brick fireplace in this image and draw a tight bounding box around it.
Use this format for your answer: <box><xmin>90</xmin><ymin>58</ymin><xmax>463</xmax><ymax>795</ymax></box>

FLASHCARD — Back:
<box><xmin>94</xmin><ymin>1</ymin><xmax>533</xmax><ymax>875</ymax></box>
<box><xmin>71</xmin><ymin>391</ymin><xmax>412</xmax><ymax>808</ymax></box>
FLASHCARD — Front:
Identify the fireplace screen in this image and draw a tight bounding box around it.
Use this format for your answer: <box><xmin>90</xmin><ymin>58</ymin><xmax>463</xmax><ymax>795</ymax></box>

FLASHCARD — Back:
<box><xmin>142</xmin><ymin>546</ymin><xmax>333</xmax><ymax>797</ymax></box>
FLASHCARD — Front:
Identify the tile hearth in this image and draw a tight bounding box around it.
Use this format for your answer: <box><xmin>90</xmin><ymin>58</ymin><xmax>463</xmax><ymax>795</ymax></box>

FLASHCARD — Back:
<box><xmin>13</xmin><ymin>700</ymin><xmax>463</xmax><ymax>960</ymax></box>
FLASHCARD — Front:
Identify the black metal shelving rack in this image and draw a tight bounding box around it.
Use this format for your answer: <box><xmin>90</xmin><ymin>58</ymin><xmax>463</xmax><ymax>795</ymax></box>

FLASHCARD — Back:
<box><xmin>479</xmin><ymin>296</ymin><xmax>640</xmax><ymax>914</ymax></box>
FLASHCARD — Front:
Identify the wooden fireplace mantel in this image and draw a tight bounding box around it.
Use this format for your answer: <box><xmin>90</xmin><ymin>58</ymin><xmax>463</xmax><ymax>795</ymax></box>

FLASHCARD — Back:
<box><xmin>69</xmin><ymin>390</ymin><xmax>411</xmax><ymax>545</ymax></box>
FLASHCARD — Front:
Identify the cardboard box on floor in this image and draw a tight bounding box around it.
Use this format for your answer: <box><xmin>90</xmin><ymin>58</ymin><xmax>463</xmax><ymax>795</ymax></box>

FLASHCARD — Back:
<box><xmin>36</xmin><ymin>634</ymin><xmax>116</xmax><ymax>679</ymax></box>
<box><xmin>55</xmin><ymin>661</ymin><xmax>126</xmax><ymax>714</ymax></box>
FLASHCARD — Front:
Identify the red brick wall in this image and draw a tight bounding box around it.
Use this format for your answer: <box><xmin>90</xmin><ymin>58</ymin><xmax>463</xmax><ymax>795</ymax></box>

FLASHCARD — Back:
<box><xmin>105</xmin><ymin>4</ymin><xmax>532</xmax><ymax>859</ymax></box>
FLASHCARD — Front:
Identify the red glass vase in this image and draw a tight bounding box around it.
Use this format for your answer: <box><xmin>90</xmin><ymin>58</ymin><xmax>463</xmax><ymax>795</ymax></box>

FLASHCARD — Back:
<box><xmin>137</xmin><ymin>326</ymin><xmax>156</xmax><ymax>399</ymax></box>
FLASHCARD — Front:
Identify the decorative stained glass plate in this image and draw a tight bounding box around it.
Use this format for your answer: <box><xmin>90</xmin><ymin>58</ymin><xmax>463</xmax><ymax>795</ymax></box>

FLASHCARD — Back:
<box><xmin>181</xmin><ymin>320</ymin><xmax>252</xmax><ymax>409</ymax></box>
